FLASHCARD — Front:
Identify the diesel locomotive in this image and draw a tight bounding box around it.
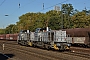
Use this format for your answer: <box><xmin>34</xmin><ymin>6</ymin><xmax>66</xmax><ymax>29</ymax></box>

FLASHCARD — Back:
<box><xmin>17</xmin><ymin>27</ymin><xmax>71</xmax><ymax>50</ymax></box>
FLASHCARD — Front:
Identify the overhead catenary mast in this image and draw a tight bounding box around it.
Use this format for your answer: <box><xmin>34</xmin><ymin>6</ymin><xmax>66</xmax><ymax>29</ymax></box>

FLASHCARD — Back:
<box><xmin>43</xmin><ymin>3</ymin><xmax>44</xmax><ymax>10</ymax></box>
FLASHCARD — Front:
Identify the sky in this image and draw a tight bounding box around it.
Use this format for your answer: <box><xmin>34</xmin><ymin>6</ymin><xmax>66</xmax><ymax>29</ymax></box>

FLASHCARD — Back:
<box><xmin>0</xmin><ymin>0</ymin><xmax>90</xmax><ymax>28</ymax></box>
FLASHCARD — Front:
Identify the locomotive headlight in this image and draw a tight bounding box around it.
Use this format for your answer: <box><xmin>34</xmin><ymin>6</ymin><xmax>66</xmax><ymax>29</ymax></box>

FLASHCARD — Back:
<box><xmin>67</xmin><ymin>44</ymin><xmax>71</xmax><ymax>46</ymax></box>
<box><xmin>56</xmin><ymin>43</ymin><xmax>60</xmax><ymax>46</ymax></box>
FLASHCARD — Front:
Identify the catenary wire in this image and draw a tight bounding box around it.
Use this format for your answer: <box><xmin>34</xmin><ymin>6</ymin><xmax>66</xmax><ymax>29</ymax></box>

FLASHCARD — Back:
<box><xmin>39</xmin><ymin>0</ymin><xmax>69</xmax><ymax>12</ymax></box>
<box><xmin>0</xmin><ymin>0</ymin><xmax>6</xmax><ymax>7</ymax></box>
<box><xmin>10</xmin><ymin>0</ymin><xmax>36</xmax><ymax>16</ymax></box>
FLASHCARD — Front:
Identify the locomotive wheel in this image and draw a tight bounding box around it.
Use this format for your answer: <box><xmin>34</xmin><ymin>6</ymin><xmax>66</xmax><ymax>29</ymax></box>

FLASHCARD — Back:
<box><xmin>45</xmin><ymin>45</ymin><xmax>50</xmax><ymax>50</ymax></box>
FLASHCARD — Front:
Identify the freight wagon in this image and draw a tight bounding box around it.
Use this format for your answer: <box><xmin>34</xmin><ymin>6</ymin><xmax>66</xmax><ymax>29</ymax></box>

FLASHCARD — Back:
<box><xmin>65</xmin><ymin>28</ymin><xmax>90</xmax><ymax>47</ymax></box>
<box><xmin>0</xmin><ymin>33</ymin><xmax>18</xmax><ymax>41</ymax></box>
<box><xmin>0</xmin><ymin>34</ymin><xmax>6</xmax><ymax>40</ymax></box>
<box><xmin>17</xmin><ymin>28</ymin><xmax>71</xmax><ymax>50</ymax></box>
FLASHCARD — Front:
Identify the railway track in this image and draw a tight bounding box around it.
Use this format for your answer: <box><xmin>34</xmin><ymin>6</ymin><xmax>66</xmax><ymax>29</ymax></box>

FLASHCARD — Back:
<box><xmin>0</xmin><ymin>41</ymin><xmax>90</xmax><ymax>60</ymax></box>
<box><xmin>62</xmin><ymin>51</ymin><xmax>90</xmax><ymax>59</ymax></box>
<box><xmin>4</xmin><ymin>44</ymin><xmax>67</xmax><ymax>60</ymax></box>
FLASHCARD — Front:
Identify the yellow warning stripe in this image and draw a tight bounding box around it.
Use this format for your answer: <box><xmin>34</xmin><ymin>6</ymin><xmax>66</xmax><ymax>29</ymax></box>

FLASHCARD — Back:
<box><xmin>28</xmin><ymin>42</ymin><xmax>32</xmax><ymax>46</ymax></box>
<box><xmin>54</xmin><ymin>44</ymin><xmax>59</xmax><ymax>50</ymax></box>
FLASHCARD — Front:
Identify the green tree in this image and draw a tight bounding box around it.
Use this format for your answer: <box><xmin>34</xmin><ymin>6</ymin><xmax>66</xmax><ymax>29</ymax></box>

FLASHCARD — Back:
<box><xmin>5</xmin><ymin>24</ymin><xmax>15</xmax><ymax>34</ymax></box>
<box><xmin>47</xmin><ymin>10</ymin><xmax>61</xmax><ymax>30</ymax></box>
<box><xmin>71</xmin><ymin>11</ymin><xmax>90</xmax><ymax>28</ymax></box>
<box><xmin>0</xmin><ymin>29</ymin><xmax>5</xmax><ymax>34</ymax></box>
<box><xmin>61</xmin><ymin>4</ymin><xmax>74</xmax><ymax>29</ymax></box>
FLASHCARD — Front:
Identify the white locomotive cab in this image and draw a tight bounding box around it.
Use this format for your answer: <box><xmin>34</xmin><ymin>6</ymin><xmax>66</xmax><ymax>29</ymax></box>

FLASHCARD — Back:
<box><xmin>54</xmin><ymin>30</ymin><xmax>67</xmax><ymax>42</ymax></box>
<box><xmin>30</xmin><ymin>32</ymin><xmax>34</xmax><ymax>41</ymax></box>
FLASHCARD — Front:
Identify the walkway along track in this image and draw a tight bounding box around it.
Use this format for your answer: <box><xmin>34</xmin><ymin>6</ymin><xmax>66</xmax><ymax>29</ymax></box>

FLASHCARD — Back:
<box><xmin>1</xmin><ymin>41</ymin><xmax>90</xmax><ymax>60</ymax></box>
